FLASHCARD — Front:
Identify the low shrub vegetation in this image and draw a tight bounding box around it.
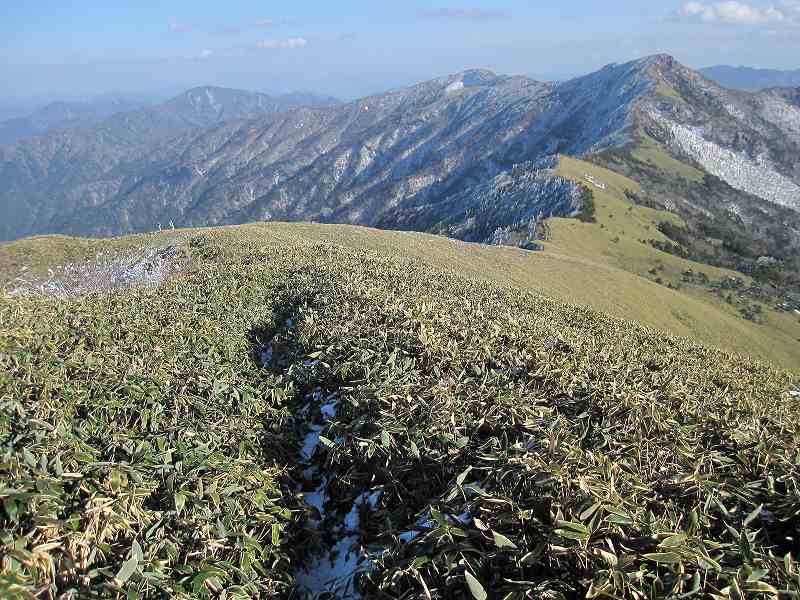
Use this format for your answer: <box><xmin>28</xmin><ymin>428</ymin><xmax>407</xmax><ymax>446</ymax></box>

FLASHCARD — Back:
<box><xmin>1</xmin><ymin>228</ymin><xmax>798</xmax><ymax>598</ymax></box>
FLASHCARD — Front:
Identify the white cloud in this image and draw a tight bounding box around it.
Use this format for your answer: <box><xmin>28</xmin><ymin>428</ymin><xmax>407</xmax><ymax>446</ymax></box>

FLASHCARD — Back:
<box><xmin>254</xmin><ymin>19</ymin><xmax>275</xmax><ymax>28</ymax></box>
<box><xmin>256</xmin><ymin>37</ymin><xmax>308</xmax><ymax>50</ymax></box>
<box><xmin>677</xmin><ymin>1</ymin><xmax>799</xmax><ymax>25</ymax></box>
<box><xmin>199</xmin><ymin>49</ymin><xmax>214</xmax><ymax>59</ymax></box>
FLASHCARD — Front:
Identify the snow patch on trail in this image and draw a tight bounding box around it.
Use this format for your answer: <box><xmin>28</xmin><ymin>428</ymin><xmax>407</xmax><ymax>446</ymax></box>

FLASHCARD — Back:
<box><xmin>261</xmin><ymin>319</ymin><xmax>482</xmax><ymax>598</ymax></box>
<box><xmin>292</xmin><ymin>385</ymin><xmax>381</xmax><ymax>599</ymax></box>
<box><xmin>295</xmin><ymin>490</ymin><xmax>380</xmax><ymax>599</ymax></box>
<box><xmin>260</xmin><ymin>321</ymin><xmax>380</xmax><ymax>600</ymax></box>
<box><xmin>445</xmin><ymin>81</ymin><xmax>465</xmax><ymax>94</ymax></box>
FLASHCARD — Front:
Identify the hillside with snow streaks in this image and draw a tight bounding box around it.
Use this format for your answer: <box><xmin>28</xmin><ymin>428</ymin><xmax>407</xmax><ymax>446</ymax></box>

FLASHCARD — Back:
<box><xmin>378</xmin><ymin>158</ymin><xmax>584</xmax><ymax>245</ymax></box>
<box><xmin>2</xmin><ymin>54</ymin><xmax>800</xmax><ymax>244</ymax></box>
<box><xmin>756</xmin><ymin>89</ymin><xmax>800</xmax><ymax>145</ymax></box>
<box><xmin>0</xmin><ymin>62</ymin><xmax>648</xmax><ymax>242</ymax></box>
<box><xmin>545</xmin><ymin>57</ymin><xmax>657</xmax><ymax>154</ymax></box>
<box><xmin>651</xmin><ymin>112</ymin><xmax>800</xmax><ymax>209</ymax></box>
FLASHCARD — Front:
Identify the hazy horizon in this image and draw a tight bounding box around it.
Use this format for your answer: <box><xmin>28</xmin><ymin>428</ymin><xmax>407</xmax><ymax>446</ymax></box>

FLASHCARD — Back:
<box><xmin>3</xmin><ymin>0</ymin><xmax>800</xmax><ymax>110</ymax></box>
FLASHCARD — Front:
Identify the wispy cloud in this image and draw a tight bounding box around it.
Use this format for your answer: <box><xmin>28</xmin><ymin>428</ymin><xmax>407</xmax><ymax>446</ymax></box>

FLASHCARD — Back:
<box><xmin>675</xmin><ymin>1</ymin><xmax>799</xmax><ymax>26</ymax></box>
<box><xmin>256</xmin><ymin>37</ymin><xmax>308</xmax><ymax>50</ymax></box>
<box><xmin>421</xmin><ymin>7</ymin><xmax>509</xmax><ymax>20</ymax></box>
<box><xmin>253</xmin><ymin>19</ymin><xmax>275</xmax><ymax>28</ymax></box>
<box><xmin>168</xmin><ymin>18</ymin><xmax>193</xmax><ymax>34</ymax></box>
<box><xmin>198</xmin><ymin>49</ymin><xmax>214</xmax><ymax>59</ymax></box>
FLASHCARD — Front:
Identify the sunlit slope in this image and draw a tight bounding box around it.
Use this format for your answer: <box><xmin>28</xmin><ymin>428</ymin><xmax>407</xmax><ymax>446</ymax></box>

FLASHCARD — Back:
<box><xmin>552</xmin><ymin>155</ymin><xmax>800</xmax><ymax>368</ymax></box>
<box><xmin>2</xmin><ymin>217</ymin><xmax>798</xmax><ymax>368</ymax></box>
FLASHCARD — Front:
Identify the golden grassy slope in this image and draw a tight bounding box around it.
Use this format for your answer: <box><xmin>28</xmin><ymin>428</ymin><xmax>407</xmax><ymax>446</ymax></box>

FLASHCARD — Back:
<box><xmin>628</xmin><ymin>136</ymin><xmax>706</xmax><ymax>182</ymax></box>
<box><xmin>552</xmin><ymin>155</ymin><xmax>800</xmax><ymax>368</ymax></box>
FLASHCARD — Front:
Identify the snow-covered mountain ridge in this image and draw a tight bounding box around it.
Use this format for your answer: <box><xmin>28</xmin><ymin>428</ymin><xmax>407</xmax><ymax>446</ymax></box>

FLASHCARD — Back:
<box><xmin>1</xmin><ymin>54</ymin><xmax>799</xmax><ymax>246</ymax></box>
<box><xmin>636</xmin><ymin>55</ymin><xmax>800</xmax><ymax>210</ymax></box>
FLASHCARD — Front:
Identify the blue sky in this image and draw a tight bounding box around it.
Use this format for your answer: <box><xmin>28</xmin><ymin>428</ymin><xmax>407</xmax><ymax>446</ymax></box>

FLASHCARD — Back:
<box><xmin>2</xmin><ymin>1</ymin><xmax>800</xmax><ymax>101</ymax></box>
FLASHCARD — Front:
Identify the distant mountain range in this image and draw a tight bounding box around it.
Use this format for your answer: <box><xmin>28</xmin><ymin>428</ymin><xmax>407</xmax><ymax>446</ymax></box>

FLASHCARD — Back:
<box><xmin>0</xmin><ymin>87</ymin><xmax>340</xmax><ymax>240</ymax></box>
<box><xmin>0</xmin><ymin>98</ymin><xmax>150</xmax><ymax>146</ymax></box>
<box><xmin>2</xmin><ymin>56</ymin><xmax>799</xmax><ymax>281</ymax></box>
<box><xmin>700</xmin><ymin>65</ymin><xmax>800</xmax><ymax>91</ymax></box>
<box><xmin>0</xmin><ymin>89</ymin><xmax>340</xmax><ymax>147</ymax></box>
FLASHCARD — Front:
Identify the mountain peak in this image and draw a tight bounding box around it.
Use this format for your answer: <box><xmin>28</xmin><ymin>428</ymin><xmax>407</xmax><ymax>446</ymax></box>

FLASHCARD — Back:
<box><xmin>183</xmin><ymin>85</ymin><xmax>222</xmax><ymax>93</ymax></box>
<box><xmin>178</xmin><ymin>86</ymin><xmax>254</xmax><ymax>102</ymax></box>
<box><xmin>455</xmin><ymin>68</ymin><xmax>498</xmax><ymax>85</ymax></box>
<box><xmin>641</xmin><ymin>54</ymin><xmax>695</xmax><ymax>80</ymax></box>
<box><xmin>640</xmin><ymin>53</ymin><xmax>679</xmax><ymax>67</ymax></box>
<box><xmin>593</xmin><ymin>54</ymin><xmax>678</xmax><ymax>73</ymax></box>
<box><xmin>433</xmin><ymin>68</ymin><xmax>500</xmax><ymax>92</ymax></box>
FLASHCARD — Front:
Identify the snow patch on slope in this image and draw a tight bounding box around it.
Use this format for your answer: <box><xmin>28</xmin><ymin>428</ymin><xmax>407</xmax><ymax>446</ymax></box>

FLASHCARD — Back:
<box><xmin>289</xmin><ymin>379</ymin><xmax>380</xmax><ymax>599</ymax></box>
<box><xmin>205</xmin><ymin>88</ymin><xmax>221</xmax><ymax>114</ymax></box>
<box><xmin>446</xmin><ymin>81</ymin><xmax>465</xmax><ymax>94</ymax></box>
<box><xmin>7</xmin><ymin>240</ymin><xmax>187</xmax><ymax>298</ymax></box>
<box><xmin>724</xmin><ymin>103</ymin><xmax>746</xmax><ymax>120</ymax></box>
<box><xmin>651</xmin><ymin>112</ymin><xmax>800</xmax><ymax>209</ymax></box>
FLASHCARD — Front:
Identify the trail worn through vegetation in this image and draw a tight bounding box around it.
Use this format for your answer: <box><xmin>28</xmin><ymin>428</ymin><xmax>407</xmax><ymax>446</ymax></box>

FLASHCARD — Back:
<box><xmin>1</xmin><ymin>228</ymin><xmax>799</xmax><ymax>599</ymax></box>
<box><xmin>259</xmin><ymin>313</ymin><xmax>379</xmax><ymax>598</ymax></box>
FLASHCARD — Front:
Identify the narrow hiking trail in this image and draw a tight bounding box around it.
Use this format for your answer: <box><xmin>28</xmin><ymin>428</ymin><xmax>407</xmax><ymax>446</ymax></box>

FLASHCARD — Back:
<box><xmin>262</xmin><ymin>318</ymin><xmax>380</xmax><ymax>599</ymax></box>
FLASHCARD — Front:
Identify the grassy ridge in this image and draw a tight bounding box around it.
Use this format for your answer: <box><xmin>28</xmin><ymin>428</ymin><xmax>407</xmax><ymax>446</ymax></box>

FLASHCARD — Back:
<box><xmin>2</xmin><ymin>219</ymin><xmax>800</xmax><ymax>369</ymax></box>
<box><xmin>553</xmin><ymin>155</ymin><xmax>800</xmax><ymax>369</ymax></box>
<box><xmin>1</xmin><ymin>229</ymin><xmax>799</xmax><ymax>598</ymax></box>
<box><xmin>629</xmin><ymin>135</ymin><xmax>705</xmax><ymax>183</ymax></box>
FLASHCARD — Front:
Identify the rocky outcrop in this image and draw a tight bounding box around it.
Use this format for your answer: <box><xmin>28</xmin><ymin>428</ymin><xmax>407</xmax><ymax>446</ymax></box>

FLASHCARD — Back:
<box><xmin>378</xmin><ymin>158</ymin><xmax>584</xmax><ymax>245</ymax></box>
